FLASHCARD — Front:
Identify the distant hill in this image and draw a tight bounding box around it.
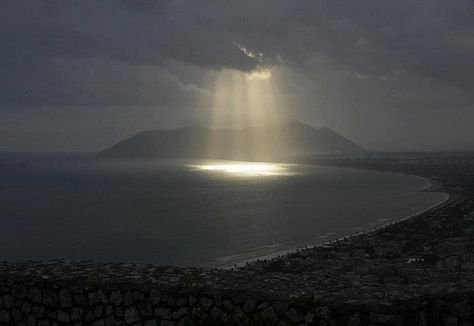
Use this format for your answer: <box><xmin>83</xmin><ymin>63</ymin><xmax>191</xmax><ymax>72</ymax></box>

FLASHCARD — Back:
<box><xmin>97</xmin><ymin>121</ymin><xmax>367</xmax><ymax>160</ymax></box>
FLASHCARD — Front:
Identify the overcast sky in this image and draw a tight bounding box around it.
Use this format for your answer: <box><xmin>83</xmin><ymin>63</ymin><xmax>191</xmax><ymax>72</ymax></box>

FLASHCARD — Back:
<box><xmin>1</xmin><ymin>0</ymin><xmax>473</xmax><ymax>151</ymax></box>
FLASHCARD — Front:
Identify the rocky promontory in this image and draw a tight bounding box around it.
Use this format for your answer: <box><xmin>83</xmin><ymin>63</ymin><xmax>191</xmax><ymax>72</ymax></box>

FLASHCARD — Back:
<box><xmin>97</xmin><ymin>121</ymin><xmax>367</xmax><ymax>161</ymax></box>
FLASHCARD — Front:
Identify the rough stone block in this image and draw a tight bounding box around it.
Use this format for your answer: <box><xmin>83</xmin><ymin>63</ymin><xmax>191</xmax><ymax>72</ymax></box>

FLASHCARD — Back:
<box><xmin>28</xmin><ymin>287</ymin><xmax>42</xmax><ymax>303</ymax></box>
<box><xmin>59</xmin><ymin>288</ymin><xmax>72</xmax><ymax>307</ymax></box>
<box><xmin>110</xmin><ymin>291</ymin><xmax>123</xmax><ymax>306</ymax></box>
<box><xmin>0</xmin><ymin>309</ymin><xmax>10</xmax><ymax>323</ymax></box>
<box><xmin>286</xmin><ymin>307</ymin><xmax>304</xmax><ymax>323</ymax></box>
<box><xmin>32</xmin><ymin>305</ymin><xmax>46</xmax><ymax>318</ymax></box>
<box><xmin>172</xmin><ymin>307</ymin><xmax>188</xmax><ymax>319</ymax></box>
<box><xmin>144</xmin><ymin>319</ymin><xmax>158</xmax><ymax>326</ymax></box>
<box><xmin>442</xmin><ymin>315</ymin><xmax>458</xmax><ymax>326</ymax></box>
<box><xmin>57</xmin><ymin>310</ymin><xmax>71</xmax><ymax>323</ymax></box>
<box><xmin>3</xmin><ymin>294</ymin><xmax>14</xmax><ymax>309</ymax></box>
<box><xmin>92</xmin><ymin>319</ymin><xmax>105</xmax><ymax>326</ymax></box>
<box><xmin>124</xmin><ymin>307</ymin><xmax>140</xmax><ymax>324</ymax></box>
<box><xmin>71</xmin><ymin>307</ymin><xmax>84</xmax><ymax>321</ymax></box>
<box><xmin>12</xmin><ymin>285</ymin><xmax>28</xmax><ymax>299</ymax></box>
<box><xmin>155</xmin><ymin>307</ymin><xmax>171</xmax><ymax>319</ymax></box>
<box><xmin>261</xmin><ymin>306</ymin><xmax>278</xmax><ymax>324</ymax></box>
<box><xmin>370</xmin><ymin>312</ymin><xmax>391</xmax><ymax>324</ymax></box>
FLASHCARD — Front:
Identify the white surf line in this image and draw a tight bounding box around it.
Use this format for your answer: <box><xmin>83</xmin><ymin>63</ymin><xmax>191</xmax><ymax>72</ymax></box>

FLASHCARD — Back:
<box><xmin>217</xmin><ymin>174</ymin><xmax>450</xmax><ymax>270</ymax></box>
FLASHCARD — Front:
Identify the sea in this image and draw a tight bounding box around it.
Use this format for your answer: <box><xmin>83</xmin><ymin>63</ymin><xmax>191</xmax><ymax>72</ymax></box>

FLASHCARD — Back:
<box><xmin>0</xmin><ymin>152</ymin><xmax>448</xmax><ymax>267</ymax></box>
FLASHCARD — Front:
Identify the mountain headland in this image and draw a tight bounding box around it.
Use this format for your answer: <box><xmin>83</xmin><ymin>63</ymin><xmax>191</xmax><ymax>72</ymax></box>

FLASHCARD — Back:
<box><xmin>98</xmin><ymin>120</ymin><xmax>367</xmax><ymax>160</ymax></box>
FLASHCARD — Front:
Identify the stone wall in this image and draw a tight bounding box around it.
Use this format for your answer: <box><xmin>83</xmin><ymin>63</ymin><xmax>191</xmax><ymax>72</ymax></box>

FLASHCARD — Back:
<box><xmin>0</xmin><ymin>276</ymin><xmax>473</xmax><ymax>326</ymax></box>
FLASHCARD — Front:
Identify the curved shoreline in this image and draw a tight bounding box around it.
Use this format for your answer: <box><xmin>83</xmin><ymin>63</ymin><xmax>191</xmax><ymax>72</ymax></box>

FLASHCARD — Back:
<box><xmin>224</xmin><ymin>172</ymin><xmax>451</xmax><ymax>269</ymax></box>
<box><xmin>1</xmin><ymin>154</ymin><xmax>471</xmax><ymax>326</ymax></box>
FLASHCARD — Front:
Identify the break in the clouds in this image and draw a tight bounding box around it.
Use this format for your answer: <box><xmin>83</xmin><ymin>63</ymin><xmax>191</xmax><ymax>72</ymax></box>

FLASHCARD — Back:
<box><xmin>0</xmin><ymin>0</ymin><xmax>473</xmax><ymax>151</ymax></box>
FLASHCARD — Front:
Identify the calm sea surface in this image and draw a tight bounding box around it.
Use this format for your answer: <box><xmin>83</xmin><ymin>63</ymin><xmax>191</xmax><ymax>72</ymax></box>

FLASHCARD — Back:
<box><xmin>0</xmin><ymin>153</ymin><xmax>447</xmax><ymax>267</ymax></box>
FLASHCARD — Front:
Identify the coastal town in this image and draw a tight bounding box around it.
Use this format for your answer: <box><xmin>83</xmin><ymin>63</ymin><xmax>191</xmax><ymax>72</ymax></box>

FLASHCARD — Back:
<box><xmin>0</xmin><ymin>152</ymin><xmax>473</xmax><ymax>325</ymax></box>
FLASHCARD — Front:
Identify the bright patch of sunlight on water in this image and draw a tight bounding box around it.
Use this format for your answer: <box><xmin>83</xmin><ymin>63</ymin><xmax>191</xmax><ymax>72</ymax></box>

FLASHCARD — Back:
<box><xmin>188</xmin><ymin>161</ymin><xmax>292</xmax><ymax>176</ymax></box>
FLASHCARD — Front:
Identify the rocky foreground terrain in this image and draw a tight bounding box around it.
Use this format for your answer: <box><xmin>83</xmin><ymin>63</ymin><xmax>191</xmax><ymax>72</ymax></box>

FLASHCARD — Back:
<box><xmin>0</xmin><ymin>152</ymin><xmax>473</xmax><ymax>325</ymax></box>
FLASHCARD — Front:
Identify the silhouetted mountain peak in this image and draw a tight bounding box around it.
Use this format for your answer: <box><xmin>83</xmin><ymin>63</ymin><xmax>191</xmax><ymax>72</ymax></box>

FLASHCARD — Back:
<box><xmin>279</xmin><ymin>120</ymin><xmax>333</xmax><ymax>133</ymax></box>
<box><xmin>318</xmin><ymin>126</ymin><xmax>334</xmax><ymax>132</ymax></box>
<box><xmin>281</xmin><ymin>119</ymin><xmax>308</xmax><ymax>127</ymax></box>
<box><xmin>98</xmin><ymin>122</ymin><xmax>367</xmax><ymax>160</ymax></box>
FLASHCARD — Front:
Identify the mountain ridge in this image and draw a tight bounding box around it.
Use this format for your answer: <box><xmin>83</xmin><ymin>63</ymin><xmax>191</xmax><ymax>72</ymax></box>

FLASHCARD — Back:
<box><xmin>98</xmin><ymin>121</ymin><xmax>367</xmax><ymax>160</ymax></box>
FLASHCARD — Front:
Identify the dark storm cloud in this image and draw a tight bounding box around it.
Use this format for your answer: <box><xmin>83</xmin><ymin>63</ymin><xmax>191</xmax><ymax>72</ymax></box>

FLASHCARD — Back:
<box><xmin>0</xmin><ymin>0</ymin><xmax>473</xmax><ymax>150</ymax></box>
<box><xmin>1</xmin><ymin>0</ymin><xmax>473</xmax><ymax>98</ymax></box>
<box><xmin>1</xmin><ymin>0</ymin><xmax>259</xmax><ymax>69</ymax></box>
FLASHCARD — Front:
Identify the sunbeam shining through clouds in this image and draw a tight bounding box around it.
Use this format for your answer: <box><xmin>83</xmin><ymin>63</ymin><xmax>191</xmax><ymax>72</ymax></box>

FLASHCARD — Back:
<box><xmin>202</xmin><ymin>67</ymin><xmax>289</xmax><ymax>160</ymax></box>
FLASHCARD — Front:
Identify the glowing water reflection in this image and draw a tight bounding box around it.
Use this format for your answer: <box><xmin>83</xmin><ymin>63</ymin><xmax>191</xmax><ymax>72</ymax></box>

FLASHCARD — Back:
<box><xmin>189</xmin><ymin>161</ymin><xmax>293</xmax><ymax>176</ymax></box>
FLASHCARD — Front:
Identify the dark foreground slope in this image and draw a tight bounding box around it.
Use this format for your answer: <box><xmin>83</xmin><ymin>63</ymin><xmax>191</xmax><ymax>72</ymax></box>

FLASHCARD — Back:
<box><xmin>98</xmin><ymin>121</ymin><xmax>367</xmax><ymax>160</ymax></box>
<box><xmin>0</xmin><ymin>153</ymin><xmax>473</xmax><ymax>325</ymax></box>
